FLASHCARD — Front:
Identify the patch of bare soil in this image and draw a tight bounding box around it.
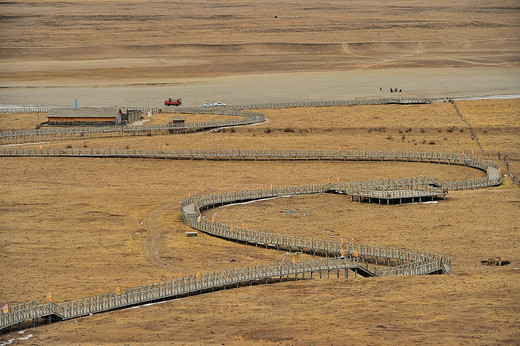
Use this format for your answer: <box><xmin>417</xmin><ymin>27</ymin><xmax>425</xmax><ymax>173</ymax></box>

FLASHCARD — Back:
<box><xmin>0</xmin><ymin>99</ymin><xmax>519</xmax><ymax>344</ymax></box>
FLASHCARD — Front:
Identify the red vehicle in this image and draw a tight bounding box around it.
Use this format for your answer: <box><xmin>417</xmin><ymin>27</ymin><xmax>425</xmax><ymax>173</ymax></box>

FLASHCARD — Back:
<box><xmin>164</xmin><ymin>98</ymin><xmax>182</xmax><ymax>106</ymax></box>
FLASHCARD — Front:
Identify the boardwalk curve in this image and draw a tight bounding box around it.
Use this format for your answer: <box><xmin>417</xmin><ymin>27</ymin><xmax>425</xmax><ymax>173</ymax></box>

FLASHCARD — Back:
<box><xmin>0</xmin><ymin>100</ymin><xmax>502</xmax><ymax>334</ymax></box>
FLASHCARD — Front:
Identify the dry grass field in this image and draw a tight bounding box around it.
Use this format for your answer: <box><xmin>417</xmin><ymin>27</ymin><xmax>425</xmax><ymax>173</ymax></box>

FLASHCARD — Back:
<box><xmin>1</xmin><ymin>0</ymin><xmax>520</xmax><ymax>344</ymax></box>
<box><xmin>1</xmin><ymin>99</ymin><xmax>519</xmax><ymax>345</ymax></box>
<box><xmin>1</xmin><ymin>0</ymin><xmax>519</xmax><ymax>84</ymax></box>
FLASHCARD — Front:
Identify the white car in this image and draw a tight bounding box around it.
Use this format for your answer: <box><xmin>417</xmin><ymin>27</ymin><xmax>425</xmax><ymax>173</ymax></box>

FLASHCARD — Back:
<box><xmin>213</xmin><ymin>102</ymin><xmax>226</xmax><ymax>106</ymax></box>
<box><xmin>203</xmin><ymin>102</ymin><xmax>213</xmax><ymax>107</ymax></box>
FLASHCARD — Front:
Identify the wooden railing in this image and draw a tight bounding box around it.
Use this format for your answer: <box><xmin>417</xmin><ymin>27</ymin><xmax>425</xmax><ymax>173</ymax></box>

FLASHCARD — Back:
<box><xmin>0</xmin><ymin>99</ymin><xmax>504</xmax><ymax>333</ymax></box>
<box><xmin>0</xmin><ymin>97</ymin><xmax>435</xmax><ymax>145</ymax></box>
<box><xmin>0</xmin><ymin>110</ymin><xmax>265</xmax><ymax>145</ymax></box>
<box><xmin>0</xmin><ymin>97</ymin><xmax>434</xmax><ymax>115</ymax></box>
<box><xmin>178</xmin><ymin>176</ymin><xmax>455</xmax><ymax>279</ymax></box>
<box><xmin>1</xmin><ymin>258</ymin><xmax>359</xmax><ymax>330</ymax></box>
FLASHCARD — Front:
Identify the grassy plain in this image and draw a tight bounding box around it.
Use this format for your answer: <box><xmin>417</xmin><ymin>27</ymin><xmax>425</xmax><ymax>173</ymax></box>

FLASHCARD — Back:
<box><xmin>0</xmin><ymin>0</ymin><xmax>519</xmax><ymax>85</ymax></box>
<box><xmin>1</xmin><ymin>99</ymin><xmax>519</xmax><ymax>344</ymax></box>
<box><xmin>1</xmin><ymin>0</ymin><xmax>520</xmax><ymax>344</ymax></box>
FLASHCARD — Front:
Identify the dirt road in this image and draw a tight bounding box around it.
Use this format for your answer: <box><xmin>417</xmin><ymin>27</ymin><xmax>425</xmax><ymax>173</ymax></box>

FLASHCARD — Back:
<box><xmin>1</xmin><ymin>67</ymin><xmax>519</xmax><ymax>107</ymax></box>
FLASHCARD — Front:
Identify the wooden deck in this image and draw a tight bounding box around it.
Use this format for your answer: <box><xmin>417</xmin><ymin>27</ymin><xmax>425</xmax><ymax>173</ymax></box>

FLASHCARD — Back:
<box><xmin>0</xmin><ymin>99</ymin><xmax>504</xmax><ymax>335</ymax></box>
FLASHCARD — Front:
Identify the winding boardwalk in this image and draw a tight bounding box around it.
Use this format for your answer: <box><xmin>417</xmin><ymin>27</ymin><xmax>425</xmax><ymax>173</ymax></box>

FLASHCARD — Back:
<box><xmin>0</xmin><ymin>101</ymin><xmax>502</xmax><ymax>334</ymax></box>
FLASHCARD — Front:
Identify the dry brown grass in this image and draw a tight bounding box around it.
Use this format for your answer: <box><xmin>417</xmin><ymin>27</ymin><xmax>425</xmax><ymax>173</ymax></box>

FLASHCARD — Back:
<box><xmin>1</xmin><ymin>0</ymin><xmax>519</xmax><ymax>83</ymax></box>
<box><xmin>10</xmin><ymin>102</ymin><xmax>483</xmax><ymax>153</ymax></box>
<box><xmin>456</xmin><ymin>99</ymin><xmax>520</xmax><ymax>155</ymax></box>
<box><xmin>0</xmin><ymin>112</ymin><xmax>45</xmax><ymax>130</ymax></box>
<box><xmin>1</xmin><ymin>99</ymin><xmax>519</xmax><ymax>344</ymax></box>
<box><xmin>1</xmin><ymin>0</ymin><xmax>519</xmax><ymax>343</ymax></box>
<box><xmin>455</xmin><ymin>99</ymin><xmax>520</xmax><ymax>176</ymax></box>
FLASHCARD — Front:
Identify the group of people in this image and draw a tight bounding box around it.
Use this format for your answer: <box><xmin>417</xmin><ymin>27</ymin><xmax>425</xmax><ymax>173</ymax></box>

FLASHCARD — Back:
<box><xmin>379</xmin><ymin>87</ymin><xmax>403</xmax><ymax>93</ymax></box>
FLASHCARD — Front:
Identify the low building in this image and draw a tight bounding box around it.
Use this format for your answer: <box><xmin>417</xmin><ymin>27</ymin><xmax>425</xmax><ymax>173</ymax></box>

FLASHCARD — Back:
<box><xmin>46</xmin><ymin>108</ymin><xmax>141</xmax><ymax>126</ymax></box>
<box><xmin>171</xmin><ymin>117</ymin><xmax>186</xmax><ymax>126</ymax></box>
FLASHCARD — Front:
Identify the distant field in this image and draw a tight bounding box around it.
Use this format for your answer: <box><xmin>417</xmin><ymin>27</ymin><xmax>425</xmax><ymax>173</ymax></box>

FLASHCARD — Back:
<box><xmin>0</xmin><ymin>0</ymin><xmax>519</xmax><ymax>83</ymax></box>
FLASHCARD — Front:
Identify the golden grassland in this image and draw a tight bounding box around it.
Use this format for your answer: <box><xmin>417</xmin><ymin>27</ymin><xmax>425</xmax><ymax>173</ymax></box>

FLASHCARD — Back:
<box><xmin>1</xmin><ymin>0</ymin><xmax>519</xmax><ymax>83</ymax></box>
<box><xmin>1</xmin><ymin>0</ymin><xmax>519</xmax><ymax>342</ymax></box>
<box><xmin>1</xmin><ymin>99</ymin><xmax>519</xmax><ymax>344</ymax></box>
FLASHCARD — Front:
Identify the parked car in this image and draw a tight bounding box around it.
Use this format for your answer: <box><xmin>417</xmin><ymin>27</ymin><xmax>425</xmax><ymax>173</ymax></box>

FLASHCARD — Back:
<box><xmin>203</xmin><ymin>102</ymin><xmax>213</xmax><ymax>107</ymax></box>
<box><xmin>213</xmin><ymin>102</ymin><xmax>226</xmax><ymax>106</ymax></box>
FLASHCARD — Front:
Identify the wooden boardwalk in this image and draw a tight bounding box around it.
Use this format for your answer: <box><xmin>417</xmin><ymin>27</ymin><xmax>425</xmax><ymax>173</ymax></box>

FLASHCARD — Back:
<box><xmin>0</xmin><ymin>100</ymin><xmax>504</xmax><ymax>334</ymax></box>
<box><xmin>0</xmin><ymin>98</ymin><xmax>432</xmax><ymax>145</ymax></box>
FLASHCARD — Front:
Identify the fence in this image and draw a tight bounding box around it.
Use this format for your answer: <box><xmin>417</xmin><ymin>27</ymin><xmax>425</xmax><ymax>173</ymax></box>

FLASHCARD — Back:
<box><xmin>1</xmin><ymin>258</ymin><xmax>363</xmax><ymax>331</ymax></box>
<box><xmin>0</xmin><ymin>98</ymin><xmax>506</xmax><ymax>333</ymax></box>
<box><xmin>0</xmin><ymin>97</ymin><xmax>435</xmax><ymax>115</ymax></box>
<box><xmin>2</xmin><ymin>149</ymin><xmax>500</xmax><ymax>332</ymax></box>
<box><xmin>482</xmin><ymin>151</ymin><xmax>520</xmax><ymax>186</ymax></box>
<box><xmin>0</xmin><ymin>97</ymin><xmax>439</xmax><ymax>145</ymax></box>
<box><xmin>0</xmin><ymin>110</ymin><xmax>266</xmax><ymax>145</ymax></box>
<box><xmin>0</xmin><ymin>147</ymin><xmax>503</xmax><ymax>187</ymax></box>
<box><xmin>451</xmin><ymin>101</ymin><xmax>519</xmax><ymax>186</ymax></box>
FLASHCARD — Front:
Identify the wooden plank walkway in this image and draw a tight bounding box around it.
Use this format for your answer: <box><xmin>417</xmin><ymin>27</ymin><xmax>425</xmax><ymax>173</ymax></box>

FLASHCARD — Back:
<box><xmin>0</xmin><ymin>99</ymin><xmax>504</xmax><ymax>334</ymax></box>
<box><xmin>0</xmin><ymin>97</ymin><xmax>434</xmax><ymax>145</ymax></box>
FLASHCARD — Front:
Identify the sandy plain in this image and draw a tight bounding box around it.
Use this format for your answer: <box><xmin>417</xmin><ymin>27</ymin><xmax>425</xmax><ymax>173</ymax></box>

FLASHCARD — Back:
<box><xmin>1</xmin><ymin>0</ymin><xmax>520</xmax><ymax>106</ymax></box>
<box><xmin>1</xmin><ymin>0</ymin><xmax>520</xmax><ymax>345</ymax></box>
